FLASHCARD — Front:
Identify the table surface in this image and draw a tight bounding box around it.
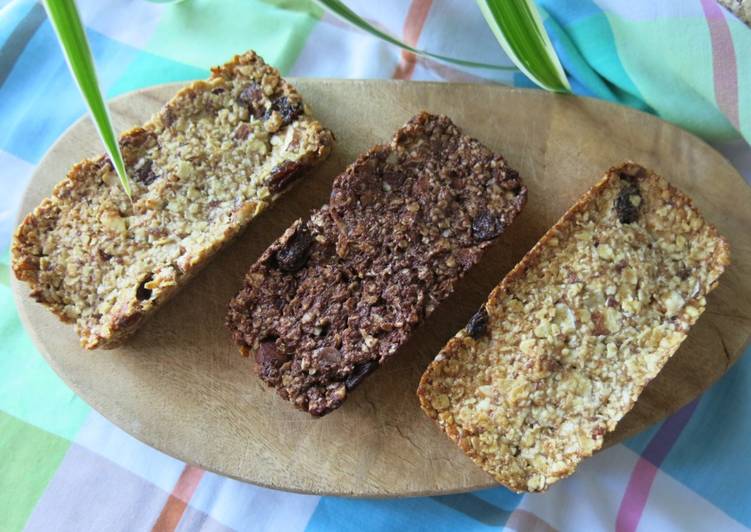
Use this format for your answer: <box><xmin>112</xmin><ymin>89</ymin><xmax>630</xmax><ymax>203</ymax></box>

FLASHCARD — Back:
<box><xmin>1</xmin><ymin>1</ymin><xmax>750</xmax><ymax>531</ymax></box>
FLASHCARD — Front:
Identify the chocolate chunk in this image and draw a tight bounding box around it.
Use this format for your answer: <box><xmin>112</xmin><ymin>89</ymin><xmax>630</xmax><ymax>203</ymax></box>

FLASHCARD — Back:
<box><xmin>275</xmin><ymin>228</ymin><xmax>313</xmax><ymax>273</ymax></box>
<box><xmin>677</xmin><ymin>267</ymin><xmax>690</xmax><ymax>280</ymax></box>
<box><xmin>136</xmin><ymin>274</ymin><xmax>153</xmax><ymax>301</ymax></box>
<box><xmin>615</xmin><ymin>182</ymin><xmax>641</xmax><ymax>224</ymax></box>
<box><xmin>255</xmin><ymin>340</ymin><xmax>288</xmax><ymax>367</ymax></box>
<box><xmin>345</xmin><ymin>360</ymin><xmax>379</xmax><ymax>390</ymax></box>
<box><xmin>466</xmin><ymin>306</ymin><xmax>489</xmax><ymax>339</ymax></box>
<box><xmin>211</xmin><ymin>87</ymin><xmax>225</xmax><ymax>95</ymax></box>
<box><xmin>268</xmin><ymin>160</ymin><xmax>303</xmax><ymax>194</ymax></box>
<box><xmin>472</xmin><ymin>211</ymin><xmax>505</xmax><ymax>241</ymax></box>
<box><xmin>266</xmin><ymin>96</ymin><xmax>303</xmax><ymax>126</ymax></box>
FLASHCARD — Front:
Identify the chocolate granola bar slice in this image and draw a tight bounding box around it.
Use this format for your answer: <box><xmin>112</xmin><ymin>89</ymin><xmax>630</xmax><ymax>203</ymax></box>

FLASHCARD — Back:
<box><xmin>227</xmin><ymin>112</ymin><xmax>527</xmax><ymax>416</ymax></box>
<box><xmin>13</xmin><ymin>51</ymin><xmax>333</xmax><ymax>349</ymax></box>
<box><xmin>418</xmin><ymin>163</ymin><xmax>730</xmax><ymax>492</ymax></box>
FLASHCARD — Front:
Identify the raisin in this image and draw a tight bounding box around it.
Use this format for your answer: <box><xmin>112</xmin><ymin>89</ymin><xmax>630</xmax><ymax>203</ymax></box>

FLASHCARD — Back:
<box><xmin>275</xmin><ymin>228</ymin><xmax>313</xmax><ymax>273</ymax></box>
<box><xmin>345</xmin><ymin>360</ymin><xmax>378</xmax><ymax>391</ymax></box>
<box><xmin>265</xmin><ymin>96</ymin><xmax>303</xmax><ymax>126</ymax></box>
<box><xmin>97</xmin><ymin>249</ymin><xmax>112</xmax><ymax>261</ymax></box>
<box><xmin>211</xmin><ymin>87</ymin><xmax>225</xmax><ymax>95</ymax></box>
<box><xmin>466</xmin><ymin>306</ymin><xmax>489</xmax><ymax>339</ymax></box>
<box><xmin>133</xmin><ymin>159</ymin><xmax>159</xmax><ymax>185</ymax></box>
<box><xmin>615</xmin><ymin>182</ymin><xmax>641</xmax><ymax>224</ymax></box>
<box><xmin>268</xmin><ymin>160</ymin><xmax>303</xmax><ymax>194</ymax></box>
<box><xmin>136</xmin><ymin>274</ymin><xmax>154</xmax><ymax>301</ymax></box>
<box><xmin>255</xmin><ymin>340</ymin><xmax>288</xmax><ymax>367</ymax></box>
<box><xmin>677</xmin><ymin>267</ymin><xmax>690</xmax><ymax>280</ymax></box>
<box><xmin>472</xmin><ymin>211</ymin><xmax>504</xmax><ymax>241</ymax></box>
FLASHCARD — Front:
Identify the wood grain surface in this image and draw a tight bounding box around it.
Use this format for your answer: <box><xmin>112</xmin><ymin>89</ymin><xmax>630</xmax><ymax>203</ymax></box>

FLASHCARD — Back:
<box><xmin>12</xmin><ymin>80</ymin><xmax>751</xmax><ymax>497</ymax></box>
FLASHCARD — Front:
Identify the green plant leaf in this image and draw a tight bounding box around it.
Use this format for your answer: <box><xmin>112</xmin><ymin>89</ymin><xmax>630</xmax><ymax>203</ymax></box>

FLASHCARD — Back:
<box><xmin>43</xmin><ymin>0</ymin><xmax>131</xmax><ymax>198</ymax></box>
<box><xmin>477</xmin><ymin>0</ymin><xmax>570</xmax><ymax>92</ymax></box>
<box><xmin>313</xmin><ymin>0</ymin><xmax>517</xmax><ymax>71</ymax></box>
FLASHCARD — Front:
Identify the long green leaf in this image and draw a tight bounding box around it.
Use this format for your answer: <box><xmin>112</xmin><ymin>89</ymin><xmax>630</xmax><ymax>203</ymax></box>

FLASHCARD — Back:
<box><xmin>477</xmin><ymin>0</ymin><xmax>570</xmax><ymax>92</ymax></box>
<box><xmin>313</xmin><ymin>0</ymin><xmax>517</xmax><ymax>71</ymax></box>
<box><xmin>43</xmin><ymin>0</ymin><xmax>131</xmax><ymax>198</ymax></box>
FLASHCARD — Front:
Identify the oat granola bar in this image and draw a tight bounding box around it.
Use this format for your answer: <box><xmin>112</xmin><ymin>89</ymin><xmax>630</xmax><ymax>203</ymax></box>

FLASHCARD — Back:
<box><xmin>12</xmin><ymin>51</ymin><xmax>334</xmax><ymax>349</ymax></box>
<box><xmin>226</xmin><ymin>112</ymin><xmax>527</xmax><ymax>416</ymax></box>
<box><xmin>418</xmin><ymin>163</ymin><xmax>730</xmax><ymax>492</ymax></box>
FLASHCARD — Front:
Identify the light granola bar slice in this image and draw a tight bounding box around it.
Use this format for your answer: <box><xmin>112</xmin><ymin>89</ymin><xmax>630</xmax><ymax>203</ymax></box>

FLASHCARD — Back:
<box><xmin>418</xmin><ymin>162</ymin><xmax>730</xmax><ymax>492</ymax></box>
<box><xmin>13</xmin><ymin>51</ymin><xmax>334</xmax><ymax>349</ymax></box>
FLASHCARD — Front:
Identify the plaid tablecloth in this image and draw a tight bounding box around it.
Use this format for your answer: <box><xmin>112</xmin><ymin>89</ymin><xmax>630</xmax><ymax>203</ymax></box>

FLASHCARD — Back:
<box><xmin>1</xmin><ymin>1</ymin><xmax>750</xmax><ymax>531</ymax></box>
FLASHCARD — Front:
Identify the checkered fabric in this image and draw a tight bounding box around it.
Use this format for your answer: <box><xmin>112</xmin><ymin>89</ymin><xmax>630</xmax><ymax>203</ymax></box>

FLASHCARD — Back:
<box><xmin>1</xmin><ymin>1</ymin><xmax>749</xmax><ymax>531</ymax></box>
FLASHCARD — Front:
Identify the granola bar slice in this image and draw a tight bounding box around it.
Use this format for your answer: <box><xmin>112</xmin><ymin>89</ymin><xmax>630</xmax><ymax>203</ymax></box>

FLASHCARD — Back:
<box><xmin>13</xmin><ymin>51</ymin><xmax>334</xmax><ymax>349</ymax></box>
<box><xmin>227</xmin><ymin>113</ymin><xmax>527</xmax><ymax>416</ymax></box>
<box><xmin>418</xmin><ymin>163</ymin><xmax>730</xmax><ymax>492</ymax></box>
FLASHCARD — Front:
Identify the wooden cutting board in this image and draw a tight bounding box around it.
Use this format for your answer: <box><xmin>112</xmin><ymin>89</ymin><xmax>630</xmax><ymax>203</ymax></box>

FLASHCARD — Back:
<box><xmin>12</xmin><ymin>80</ymin><xmax>751</xmax><ymax>497</ymax></box>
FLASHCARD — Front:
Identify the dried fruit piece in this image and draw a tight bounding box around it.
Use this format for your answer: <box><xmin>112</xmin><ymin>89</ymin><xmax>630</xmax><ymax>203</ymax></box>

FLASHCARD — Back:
<box><xmin>472</xmin><ymin>211</ymin><xmax>504</xmax><ymax>241</ymax></box>
<box><xmin>265</xmin><ymin>96</ymin><xmax>303</xmax><ymax>126</ymax></box>
<box><xmin>615</xmin><ymin>182</ymin><xmax>642</xmax><ymax>224</ymax></box>
<box><xmin>345</xmin><ymin>361</ymin><xmax>379</xmax><ymax>390</ymax></box>
<box><xmin>466</xmin><ymin>306</ymin><xmax>489</xmax><ymax>339</ymax></box>
<box><xmin>135</xmin><ymin>274</ymin><xmax>154</xmax><ymax>301</ymax></box>
<box><xmin>268</xmin><ymin>160</ymin><xmax>303</xmax><ymax>193</ymax></box>
<box><xmin>275</xmin><ymin>228</ymin><xmax>313</xmax><ymax>273</ymax></box>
